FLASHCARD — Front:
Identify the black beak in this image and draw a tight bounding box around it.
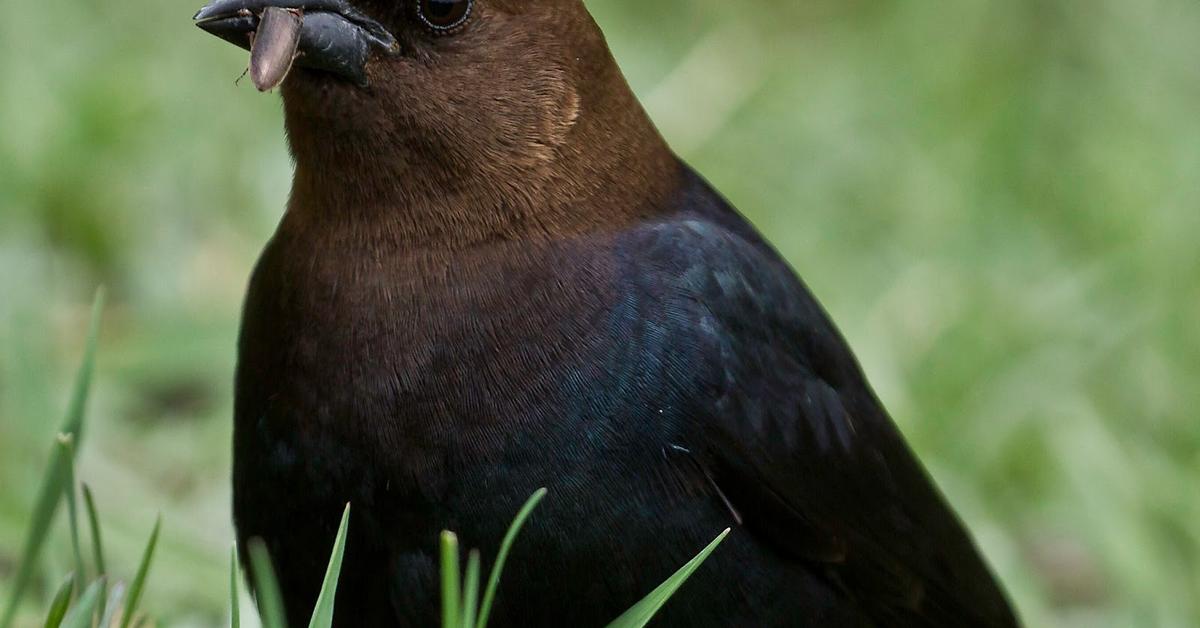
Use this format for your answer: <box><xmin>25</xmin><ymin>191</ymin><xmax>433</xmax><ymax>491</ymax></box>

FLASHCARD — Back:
<box><xmin>194</xmin><ymin>0</ymin><xmax>398</xmax><ymax>87</ymax></box>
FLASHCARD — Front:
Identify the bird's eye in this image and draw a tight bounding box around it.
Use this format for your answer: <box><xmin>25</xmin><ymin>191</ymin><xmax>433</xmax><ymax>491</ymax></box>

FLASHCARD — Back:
<box><xmin>416</xmin><ymin>0</ymin><xmax>473</xmax><ymax>33</ymax></box>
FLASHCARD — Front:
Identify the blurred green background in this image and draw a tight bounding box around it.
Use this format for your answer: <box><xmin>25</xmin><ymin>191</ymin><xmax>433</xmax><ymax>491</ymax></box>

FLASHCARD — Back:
<box><xmin>2</xmin><ymin>0</ymin><xmax>1198</xmax><ymax>625</ymax></box>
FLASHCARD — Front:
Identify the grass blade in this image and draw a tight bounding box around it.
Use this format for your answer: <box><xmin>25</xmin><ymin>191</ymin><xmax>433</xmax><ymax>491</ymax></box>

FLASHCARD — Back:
<box><xmin>307</xmin><ymin>504</ymin><xmax>351</xmax><ymax>628</ymax></box>
<box><xmin>440</xmin><ymin>532</ymin><xmax>460</xmax><ymax>628</ymax></box>
<box><xmin>98</xmin><ymin>582</ymin><xmax>127</xmax><ymax>628</ymax></box>
<box><xmin>460</xmin><ymin>550</ymin><xmax>481</xmax><ymax>628</ymax></box>
<box><xmin>82</xmin><ymin>484</ymin><xmax>107</xmax><ymax>576</ymax></box>
<box><xmin>0</xmin><ymin>288</ymin><xmax>105</xmax><ymax>628</ymax></box>
<box><xmin>604</xmin><ymin>528</ymin><xmax>731</xmax><ymax>628</ymax></box>
<box><xmin>58</xmin><ymin>437</ymin><xmax>86</xmax><ymax>591</ymax></box>
<box><xmin>60</xmin><ymin>288</ymin><xmax>107</xmax><ymax>442</ymax></box>
<box><xmin>230</xmin><ymin>546</ymin><xmax>241</xmax><ymax>628</ymax></box>
<box><xmin>119</xmin><ymin>515</ymin><xmax>161</xmax><ymax>628</ymax></box>
<box><xmin>248</xmin><ymin>539</ymin><xmax>287</xmax><ymax>628</ymax></box>
<box><xmin>476</xmin><ymin>488</ymin><xmax>547</xmax><ymax>628</ymax></box>
<box><xmin>59</xmin><ymin>578</ymin><xmax>105</xmax><ymax>628</ymax></box>
<box><xmin>42</xmin><ymin>573</ymin><xmax>75</xmax><ymax>628</ymax></box>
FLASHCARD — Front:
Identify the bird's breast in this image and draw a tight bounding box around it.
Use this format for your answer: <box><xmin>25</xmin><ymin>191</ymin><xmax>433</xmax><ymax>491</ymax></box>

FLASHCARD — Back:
<box><xmin>234</xmin><ymin>226</ymin><xmax>695</xmax><ymax>502</ymax></box>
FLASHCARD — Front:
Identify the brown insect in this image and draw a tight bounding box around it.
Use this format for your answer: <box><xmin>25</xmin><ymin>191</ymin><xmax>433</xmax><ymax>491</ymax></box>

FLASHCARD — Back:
<box><xmin>249</xmin><ymin>7</ymin><xmax>304</xmax><ymax>92</ymax></box>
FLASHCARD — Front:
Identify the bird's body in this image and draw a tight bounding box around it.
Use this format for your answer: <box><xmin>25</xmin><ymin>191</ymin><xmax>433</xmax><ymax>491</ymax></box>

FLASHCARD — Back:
<box><xmin>202</xmin><ymin>0</ymin><xmax>1018</xmax><ymax>625</ymax></box>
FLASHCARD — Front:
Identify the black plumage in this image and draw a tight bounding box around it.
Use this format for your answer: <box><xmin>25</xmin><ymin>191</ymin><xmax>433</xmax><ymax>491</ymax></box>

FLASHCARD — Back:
<box><xmin>196</xmin><ymin>0</ymin><xmax>1019</xmax><ymax>625</ymax></box>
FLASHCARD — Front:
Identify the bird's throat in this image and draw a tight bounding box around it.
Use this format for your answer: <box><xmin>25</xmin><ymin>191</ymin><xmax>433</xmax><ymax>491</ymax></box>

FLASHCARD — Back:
<box><xmin>281</xmin><ymin>93</ymin><xmax>683</xmax><ymax>250</ymax></box>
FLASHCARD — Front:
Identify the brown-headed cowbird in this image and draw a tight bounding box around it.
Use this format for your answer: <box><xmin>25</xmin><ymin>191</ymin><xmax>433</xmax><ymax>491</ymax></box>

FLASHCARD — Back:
<box><xmin>194</xmin><ymin>1</ymin><xmax>1018</xmax><ymax>626</ymax></box>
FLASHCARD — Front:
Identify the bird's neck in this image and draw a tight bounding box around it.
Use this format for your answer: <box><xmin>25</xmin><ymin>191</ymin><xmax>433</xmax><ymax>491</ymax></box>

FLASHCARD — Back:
<box><xmin>280</xmin><ymin>90</ymin><xmax>682</xmax><ymax>250</ymax></box>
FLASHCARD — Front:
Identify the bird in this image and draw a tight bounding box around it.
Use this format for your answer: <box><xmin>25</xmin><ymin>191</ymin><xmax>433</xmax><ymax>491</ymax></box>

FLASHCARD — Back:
<box><xmin>194</xmin><ymin>0</ymin><xmax>1019</xmax><ymax>625</ymax></box>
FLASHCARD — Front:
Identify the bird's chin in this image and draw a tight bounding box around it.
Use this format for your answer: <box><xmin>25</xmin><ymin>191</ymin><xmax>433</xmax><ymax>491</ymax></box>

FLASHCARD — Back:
<box><xmin>278</xmin><ymin>65</ymin><xmax>383</xmax><ymax>127</ymax></box>
<box><xmin>283</xmin><ymin>65</ymin><xmax>349</xmax><ymax>90</ymax></box>
<box><xmin>283</xmin><ymin>63</ymin><xmax>380</xmax><ymax>97</ymax></box>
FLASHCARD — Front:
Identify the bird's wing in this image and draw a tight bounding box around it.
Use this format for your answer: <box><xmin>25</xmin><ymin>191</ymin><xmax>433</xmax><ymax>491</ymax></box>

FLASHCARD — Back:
<box><xmin>624</xmin><ymin>186</ymin><xmax>1017</xmax><ymax>626</ymax></box>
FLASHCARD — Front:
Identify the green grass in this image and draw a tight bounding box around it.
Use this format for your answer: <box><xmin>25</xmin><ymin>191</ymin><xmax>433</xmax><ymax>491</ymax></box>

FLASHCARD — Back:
<box><xmin>476</xmin><ymin>488</ymin><xmax>546</xmax><ymax>628</ymax></box>
<box><xmin>246</xmin><ymin>540</ymin><xmax>286</xmax><ymax>628</ymax></box>
<box><xmin>306</xmin><ymin>504</ymin><xmax>350</xmax><ymax>628</ymax></box>
<box><xmin>1</xmin><ymin>290</ymin><xmax>105</xmax><ymax>628</ymax></box>
<box><xmin>228</xmin><ymin>490</ymin><xmax>726</xmax><ymax>628</ymax></box>
<box><xmin>2</xmin><ymin>323</ymin><xmax>726</xmax><ymax>627</ymax></box>
<box><xmin>432</xmin><ymin>491</ymin><xmax>729</xmax><ymax>628</ymax></box>
<box><xmin>0</xmin><ymin>294</ymin><xmax>163</xmax><ymax>628</ymax></box>
<box><xmin>2</xmin><ymin>0</ymin><xmax>1199</xmax><ymax>625</ymax></box>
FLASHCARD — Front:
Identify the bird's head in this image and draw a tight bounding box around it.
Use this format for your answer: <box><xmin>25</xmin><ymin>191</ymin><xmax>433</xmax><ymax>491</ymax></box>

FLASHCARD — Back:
<box><xmin>195</xmin><ymin>0</ymin><xmax>677</xmax><ymax>243</ymax></box>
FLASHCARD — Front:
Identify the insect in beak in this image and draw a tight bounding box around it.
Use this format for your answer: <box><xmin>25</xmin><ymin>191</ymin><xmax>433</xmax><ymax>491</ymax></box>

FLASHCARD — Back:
<box><xmin>194</xmin><ymin>0</ymin><xmax>398</xmax><ymax>87</ymax></box>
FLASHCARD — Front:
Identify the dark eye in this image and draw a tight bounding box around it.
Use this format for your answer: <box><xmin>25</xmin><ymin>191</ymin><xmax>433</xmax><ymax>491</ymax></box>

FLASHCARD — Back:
<box><xmin>417</xmin><ymin>0</ymin><xmax>473</xmax><ymax>32</ymax></box>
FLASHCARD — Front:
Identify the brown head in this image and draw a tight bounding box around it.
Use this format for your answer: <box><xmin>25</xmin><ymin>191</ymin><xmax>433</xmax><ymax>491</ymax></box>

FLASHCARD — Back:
<box><xmin>196</xmin><ymin>0</ymin><xmax>680</xmax><ymax>247</ymax></box>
